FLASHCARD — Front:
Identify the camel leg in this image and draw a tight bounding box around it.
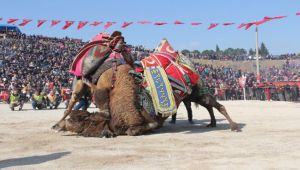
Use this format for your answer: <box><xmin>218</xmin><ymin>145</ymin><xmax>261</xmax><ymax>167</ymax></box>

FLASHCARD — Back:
<box><xmin>214</xmin><ymin>101</ymin><xmax>239</xmax><ymax>131</ymax></box>
<box><xmin>204</xmin><ymin>106</ymin><xmax>216</xmax><ymax>127</ymax></box>
<box><xmin>125</xmin><ymin>122</ymin><xmax>158</xmax><ymax>136</ymax></box>
<box><xmin>52</xmin><ymin>79</ymin><xmax>88</xmax><ymax>129</ymax></box>
<box><xmin>183</xmin><ymin>100</ymin><xmax>194</xmax><ymax>124</ymax></box>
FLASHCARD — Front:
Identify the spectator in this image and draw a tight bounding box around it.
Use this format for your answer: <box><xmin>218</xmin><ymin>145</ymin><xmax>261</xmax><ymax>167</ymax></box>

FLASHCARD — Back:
<box><xmin>9</xmin><ymin>89</ymin><xmax>24</xmax><ymax>111</ymax></box>
<box><xmin>32</xmin><ymin>90</ymin><xmax>46</xmax><ymax>110</ymax></box>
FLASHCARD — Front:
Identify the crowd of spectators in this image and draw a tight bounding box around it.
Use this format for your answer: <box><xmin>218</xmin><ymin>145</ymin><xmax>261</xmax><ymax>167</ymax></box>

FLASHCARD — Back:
<box><xmin>0</xmin><ymin>33</ymin><xmax>299</xmax><ymax>107</ymax></box>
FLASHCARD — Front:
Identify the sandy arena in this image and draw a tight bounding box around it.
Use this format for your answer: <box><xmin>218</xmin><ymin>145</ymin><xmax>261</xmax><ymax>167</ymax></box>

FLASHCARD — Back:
<box><xmin>0</xmin><ymin>101</ymin><xmax>300</xmax><ymax>169</ymax></box>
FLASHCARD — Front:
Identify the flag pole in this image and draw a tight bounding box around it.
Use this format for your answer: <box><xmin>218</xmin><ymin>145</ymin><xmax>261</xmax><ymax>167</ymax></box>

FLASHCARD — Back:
<box><xmin>255</xmin><ymin>26</ymin><xmax>260</xmax><ymax>83</ymax></box>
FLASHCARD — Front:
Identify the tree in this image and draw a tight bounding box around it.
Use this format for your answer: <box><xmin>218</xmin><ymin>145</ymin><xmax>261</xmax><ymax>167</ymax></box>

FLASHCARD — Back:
<box><xmin>260</xmin><ymin>42</ymin><xmax>269</xmax><ymax>57</ymax></box>
<box><xmin>202</xmin><ymin>50</ymin><xmax>215</xmax><ymax>56</ymax></box>
<box><xmin>216</xmin><ymin>45</ymin><xmax>220</xmax><ymax>53</ymax></box>
<box><xmin>181</xmin><ymin>49</ymin><xmax>190</xmax><ymax>55</ymax></box>
<box><xmin>191</xmin><ymin>50</ymin><xmax>201</xmax><ymax>55</ymax></box>
<box><xmin>249</xmin><ymin>48</ymin><xmax>255</xmax><ymax>56</ymax></box>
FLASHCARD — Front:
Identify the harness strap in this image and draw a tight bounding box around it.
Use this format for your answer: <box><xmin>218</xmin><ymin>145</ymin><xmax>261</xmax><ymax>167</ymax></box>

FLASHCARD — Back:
<box><xmin>111</xmin><ymin>53</ymin><xmax>118</xmax><ymax>89</ymax></box>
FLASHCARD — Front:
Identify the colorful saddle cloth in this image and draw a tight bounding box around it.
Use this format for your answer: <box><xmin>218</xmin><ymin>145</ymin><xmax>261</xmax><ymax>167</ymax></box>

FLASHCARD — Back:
<box><xmin>144</xmin><ymin>66</ymin><xmax>177</xmax><ymax>117</ymax></box>
<box><xmin>139</xmin><ymin>39</ymin><xmax>199</xmax><ymax>116</ymax></box>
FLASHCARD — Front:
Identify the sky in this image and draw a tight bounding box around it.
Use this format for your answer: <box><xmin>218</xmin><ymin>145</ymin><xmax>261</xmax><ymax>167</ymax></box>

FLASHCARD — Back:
<box><xmin>1</xmin><ymin>0</ymin><xmax>300</xmax><ymax>54</ymax></box>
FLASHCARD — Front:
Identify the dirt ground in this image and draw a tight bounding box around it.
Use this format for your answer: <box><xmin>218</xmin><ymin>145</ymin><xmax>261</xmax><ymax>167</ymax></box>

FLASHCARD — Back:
<box><xmin>0</xmin><ymin>100</ymin><xmax>300</xmax><ymax>170</ymax></box>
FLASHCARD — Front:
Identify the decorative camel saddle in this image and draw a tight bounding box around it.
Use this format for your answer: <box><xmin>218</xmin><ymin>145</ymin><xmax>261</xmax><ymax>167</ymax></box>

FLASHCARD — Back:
<box><xmin>69</xmin><ymin>31</ymin><xmax>133</xmax><ymax>83</ymax></box>
<box><xmin>134</xmin><ymin>39</ymin><xmax>199</xmax><ymax>117</ymax></box>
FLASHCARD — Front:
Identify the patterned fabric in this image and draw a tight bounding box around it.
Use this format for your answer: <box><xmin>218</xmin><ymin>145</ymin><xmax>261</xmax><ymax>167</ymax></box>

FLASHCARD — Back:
<box><xmin>144</xmin><ymin>66</ymin><xmax>177</xmax><ymax>117</ymax></box>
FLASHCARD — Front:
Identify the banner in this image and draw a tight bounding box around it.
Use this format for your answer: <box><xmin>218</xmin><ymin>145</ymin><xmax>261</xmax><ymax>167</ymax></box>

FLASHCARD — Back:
<box><xmin>0</xmin><ymin>13</ymin><xmax>297</xmax><ymax>30</ymax></box>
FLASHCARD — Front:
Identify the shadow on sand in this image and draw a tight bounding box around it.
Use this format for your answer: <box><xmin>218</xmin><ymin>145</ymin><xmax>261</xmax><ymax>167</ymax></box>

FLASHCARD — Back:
<box><xmin>0</xmin><ymin>151</ymin><xmax>71</xmax><ymax>169</ymax></box>
<box><xmin>153</xmin><ymin>118</ymin><xmax>246</xmax><ymax>134</ymax></box>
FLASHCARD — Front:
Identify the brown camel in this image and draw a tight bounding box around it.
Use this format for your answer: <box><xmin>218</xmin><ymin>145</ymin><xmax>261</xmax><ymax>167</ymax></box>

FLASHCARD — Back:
<box><xmin>54</xmin><ymin>73</ymin><xmax>239</xmax><ymax>137</ymax></box>
<box><xmin>53</xmin><ymin>64</ymin><xmax>158</xmax><ymax>137</ymax></box>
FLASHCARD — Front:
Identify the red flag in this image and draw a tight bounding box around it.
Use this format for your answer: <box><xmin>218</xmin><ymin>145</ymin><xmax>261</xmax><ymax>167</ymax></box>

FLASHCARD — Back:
<box><xmin>296</xmin><ymin>12</ymin><xmax>300</xmax><ymax>15</ymax></box>
<box><xmin>254</xmin><ymin>20</ymin><xmax>268</xmax><ymax>26</ymax></box>
<box><xmin>223</xmin><ymin>22</ymin><xmax>234</xmax><ymax>26</ymax></box>
<box><xmin>245</xmin><ymin>22</ymin><xmax>254</xmax><ymax>30</ymax></box>
<box><xmin>51</xmin><ymin>20</ymin><xmax>61</xmax><ymax>27</ymax></box>
<box><xmin>121</xmin><ymin>22</ymin><xmax>133</xmax><ymax>28</ymax></box>
<box><xmin>237</xmin><ymin>23</ymin><xmax>247</xmax><ymax>29</ymax></box>
<box><xmin>174</xmin><ymin>20</ymin><xmax>184</xmax><ymax>24</ymax></box>
<box><xmin>90</xmin><ymin>21</ymin><xmax>102</xmax><ymax>26</ymax></box>
<box><xmin>7</xmin><ymin>18</ymin><xmax>18</xmax><ymax>24</ymax></box>
<box><xmin>154</xmin><ymin>22</ymin><xmax>167</xmax><ymax>25</ymax></box>
<box><xmin>77</xmin><ymin>21</ymin><xmax>88</xmax><ymax>30</ymax></box>
<box><xmin>264</xmin><ymin>16</ymin><xmax>287</xmax><ymax>20</ymax></box>
<box><xmin>191</xmin><ymin>22</ymin><xmax>202</xmax><ymax>26</ymax></box>
<box><xmin>138</xmin><ymin>20</ymin><xmax>152</xmax><ymax>24</ymax></box>
<box><xmin>208</xmin><ymin>23</ymin><xmax>219</xmax><ymax>30</ymax></box>
<box><xmin>19</xmin><ymin>19</ymin><xmax>32</xmax><ymax>26</ymax></box>
<box><xmin>37</xmin><ymin>20</ymin><xmax>47</xmax><ymax>27</ymax></box>
<box><xmin>62</xmin><ymin>21</ymin><xmax>74</xmax><ymax>30</ymax></box>
<box><xmin>104</xmin><ymin>21</ymin><xmax>116</xmax><ymax>29</ymax></box>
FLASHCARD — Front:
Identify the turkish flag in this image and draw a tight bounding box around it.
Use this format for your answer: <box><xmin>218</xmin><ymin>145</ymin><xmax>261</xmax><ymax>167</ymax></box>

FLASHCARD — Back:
<box><xmin>174</xmin><ymin>20</ymin><xmax>184</xmax><ymax>24</ymax></box>
<box><xmin>104</xmin><ymin>21</ymin><xmax>116</xmax><ymax>29</ymax></box>
<box><xmin>223</xmin><ymin>22</ymin><xmax>234</xmax><ymax>26</ymax></box>
<box><xmin>51</xmin><ymin>20</ymin><xmax>61</xmax><ymax>27</ymax></box>
<box><xmin>19</xmin><ymin>19</ymin><xmax>32</xmax><ymax>26</ymax></box>
<box><xmin>138</xmin><ymin>20</ymin><xmax>152</xmax><ymax>24</ymax></box>
<box><xmin>191</xmin><ymin>22</ymin><xmax>202</xmax><ymax>26</ymax></box>
<box><xmin>154</xmin><ymin>22</ymin><xmax>167</xmax><ymax>25</ymax></box>
<box><xmin>90</xmin><ymin>21</ymin><xmax>102</xmax><ymax>26</ymax></box>
<box><xmin>7</xmin><ymin>18</ymin><xmax>18</xmax><ymax>24</ymax></box>
<box><xmin>208</xmin><ymin>23</ymin><xmax>219</xmax><ymax>30</ymax></box>
<box><xmin>297</xmin><ymin>12</ymin><xmax>300</xmax><ymax>15</ymax></box>
<box><xmin>37</xmin><ymin>20</ymin><xmax>47</xmax><ymax>27</ymax></box>
<box><xmin>77</xmin><ymin>21</ymin><xmax>88</xmax><ymax>30</ymax></box>
<box><xmin>121</xmin><ymin>22</ymin><xmax>133</xmax><ymax>28</ymax></box>
<box><xmin>62</xmin><ymin>21</ymin><xmax>74</xmax><ymax>30</ymax></box>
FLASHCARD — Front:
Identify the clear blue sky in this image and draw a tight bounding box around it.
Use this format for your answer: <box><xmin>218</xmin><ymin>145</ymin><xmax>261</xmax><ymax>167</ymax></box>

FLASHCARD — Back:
<box><xmin>1</xmin><ymin>0</ymin><xmax>299</xmax><ymax>54</ymax></box>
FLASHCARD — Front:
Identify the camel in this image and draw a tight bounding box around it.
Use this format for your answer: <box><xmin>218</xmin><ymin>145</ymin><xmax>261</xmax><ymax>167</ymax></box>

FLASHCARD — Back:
<box><xmin>53</xmin><ymin>64</ymin><xmax>158</xmax><ymax>137</ymax></box>
<box><xmin>171</xmin><ymin>93</ymin><xmax>233</xmax><ymax>128</ymax></box>
<box><xmin>53</xmin><ymin>65</ymin><xmax>238</xmax><ymax>137</ymax></box>
<box><xmin>53</xmin><ymin>34</ymin><xmax>239</xmax><ymax>137</ymax></box>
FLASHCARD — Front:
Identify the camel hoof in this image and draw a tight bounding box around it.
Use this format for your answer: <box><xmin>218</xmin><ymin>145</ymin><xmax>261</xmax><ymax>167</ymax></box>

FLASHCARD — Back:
<box><xmin>100</xmin><ymin>129</ymin><xmax>114</xmax><ymax>138</ymax></box>
<box><xmin>230</xmin><ymin>122</ymin><xmax>241</xmax><ymax>132</ymax></box>
<box><xmin>206</xmin><ymin>123</ymin><xmax>216</xmax><ymax>128</ymax></box>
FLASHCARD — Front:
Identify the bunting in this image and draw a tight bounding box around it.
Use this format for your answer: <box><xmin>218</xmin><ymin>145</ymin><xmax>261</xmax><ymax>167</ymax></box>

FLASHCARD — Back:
<box><xmin>90</xmin><ymin>21</ymin><xmax>102</xmax><ymax>26</ymax></box>
<box><xmin>77</xmin><ymin>21</ymin><xmax>88</xmax><ymax>30</ymax></box>
<box><xmin>37</xmin><ymin>20</ymin><xmax>47</xmax><ymax>27</ymax></box>
<box><xmin>0</xmin><ymin>12</ymin><xmax>298</xmax><ymax>31</ymax></box>
<box><xmin>62</xmin><ymin>21</ymin><xmax>74</xmax><ymax>30</ymax></box>
<box><xmin>154</xmin><ymin>22</ymin><xmax>167</xmax><ymax>25</ymax></box>
<box><xmin>208</xmin><ymin>23</ymin><xmax>219</xmax><ymax>30</ymax></box>
<box><xmin>121</xmin><ymin>21</ymin><xmax>133</xmax><ymax>28</ymax></box>
<box><xmin>19</xmin><ymin>19</ymin><xmax>32</xmax><ymax>26</ymax></box>
<box><xmin>51</xmin><ymin>20</ymin><xmax>61</xmax><ymax>27</ymax></box>
<box><xmin>104</xmin><ymin>21</ymin><xmax>116</xmax><ymax>29</ymax></box>
<box><xmin>7</xmin><ymin>18</ymin><xmax>18</xmax><ymax>24</ymax></box>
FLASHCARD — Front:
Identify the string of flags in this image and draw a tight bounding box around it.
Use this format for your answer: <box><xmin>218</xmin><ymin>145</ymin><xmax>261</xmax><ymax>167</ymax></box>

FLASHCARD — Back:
<box><xmin>0</xmin><ymin>12</ymin><xmax>299</xmax><ymax>31</ymax></box>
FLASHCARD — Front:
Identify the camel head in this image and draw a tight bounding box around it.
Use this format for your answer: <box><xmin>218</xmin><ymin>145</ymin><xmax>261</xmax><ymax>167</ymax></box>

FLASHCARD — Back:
<box><xmin>53</xmin><ymin>110</ymin><xmax>110</xmax><ymax>137</ymax></box>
